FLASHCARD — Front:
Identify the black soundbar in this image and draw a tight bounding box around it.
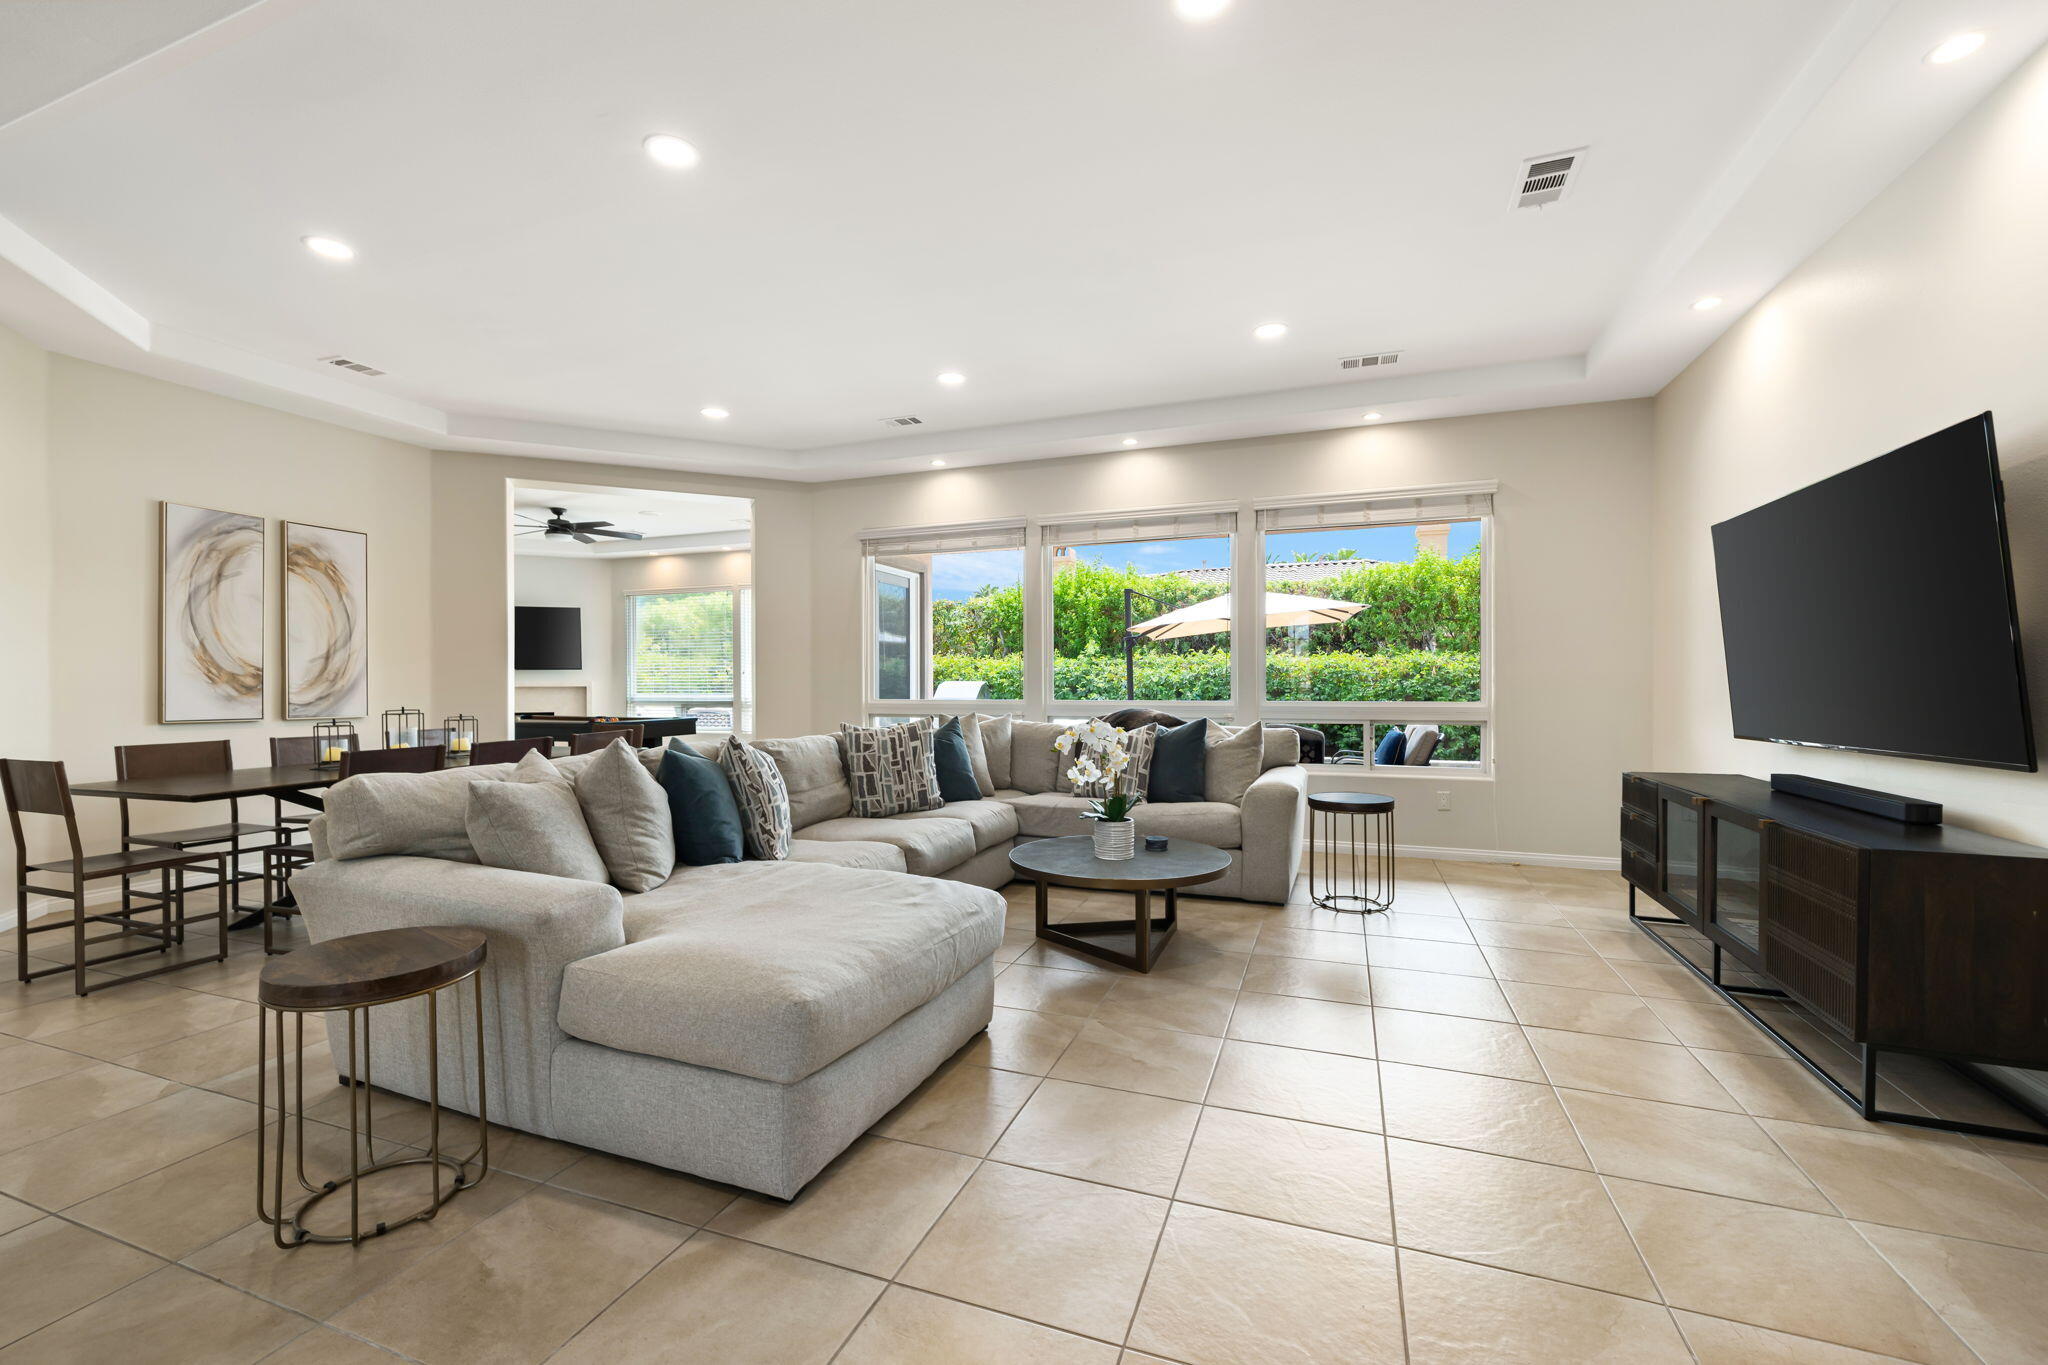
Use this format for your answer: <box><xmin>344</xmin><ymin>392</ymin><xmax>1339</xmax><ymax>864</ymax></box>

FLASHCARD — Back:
<box><xmin>1770</xmin><ymin>773</ymin><xmax>1943</xmax><ymax>825</ymax></box>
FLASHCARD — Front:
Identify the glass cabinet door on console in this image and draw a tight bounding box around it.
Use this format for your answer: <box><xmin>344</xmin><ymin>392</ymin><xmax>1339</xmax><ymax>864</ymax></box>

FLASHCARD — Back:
<box><xmin>1660</xmin><ymin>794</ymin><xmax>1702</xmax><ymax>921</ymax></box>
<box><xmin>1703</xmin><ymin>805</ymin><xmax>1765</xmax><ymax>966</ymax></box>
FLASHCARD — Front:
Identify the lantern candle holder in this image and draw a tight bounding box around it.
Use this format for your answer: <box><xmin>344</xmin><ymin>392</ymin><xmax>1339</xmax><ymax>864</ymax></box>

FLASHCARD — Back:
<box><xmin>311</xmin><ymin>719</ymin><xmax>356</xmax><ymax>770</ymax></box>
<box><xmin>443</xmin><ymin>714</ymin><xmax>478</xmax><ymax>757</ymax></box>
<box><xmin>382</xmin><ymin>706</ymin><xmax>424</xmax><ymax>750</ymax></box>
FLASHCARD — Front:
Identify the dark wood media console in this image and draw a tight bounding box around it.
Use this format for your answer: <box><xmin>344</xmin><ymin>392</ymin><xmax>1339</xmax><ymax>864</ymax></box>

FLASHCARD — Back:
<box><xmin>1622</xmin><ymin>772</ymin><xmax>2048</xmax><ymax>1144</ymax></box>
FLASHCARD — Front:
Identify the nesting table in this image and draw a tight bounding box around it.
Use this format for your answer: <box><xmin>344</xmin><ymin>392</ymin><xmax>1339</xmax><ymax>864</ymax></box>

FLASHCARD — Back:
<box><xmin>1009</xmin><ymin>836</ymin><xmax>1230</xmax><ymax>972</ymax></box>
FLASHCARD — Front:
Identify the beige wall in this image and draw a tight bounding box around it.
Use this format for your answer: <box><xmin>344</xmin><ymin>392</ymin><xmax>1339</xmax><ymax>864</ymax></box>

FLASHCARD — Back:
<box><xmin>808</xmin><ymin>401</ymin><xmax>1657</xmax><ymax>859</ymax></box>
<box><xmin>0</xmin><ymin>323</ymin><xmax>52</xmax><ymax>894</ymax></box>
<box><xmin>1651</xmin><ymin>39</ymin><xmax>2048</xmax><ymax>844</ymax></box>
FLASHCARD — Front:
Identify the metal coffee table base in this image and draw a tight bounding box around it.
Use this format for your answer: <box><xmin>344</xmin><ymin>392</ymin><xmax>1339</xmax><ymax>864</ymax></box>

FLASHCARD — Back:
<box><xmin>1035</xmin><ymin>882</ymin><xmax>1179</xmax><ymax>972</ymax></box>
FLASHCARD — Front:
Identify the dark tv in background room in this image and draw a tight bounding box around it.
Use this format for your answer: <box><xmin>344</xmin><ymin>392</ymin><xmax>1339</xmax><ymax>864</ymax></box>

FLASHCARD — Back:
<box><xmin>514</xmin><ymin>605</ymin><xmax>582</xmax><ymax>670</ymax></box>
<box><xmin>1710</xmin><ymin>412</ymin><xmax>2034</xmax><ymax>772</ymax></box>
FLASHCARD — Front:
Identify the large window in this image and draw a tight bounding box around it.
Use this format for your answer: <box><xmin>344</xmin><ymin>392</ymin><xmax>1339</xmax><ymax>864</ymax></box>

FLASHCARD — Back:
<box><xmin>864</xmin><ymin>523</ymin><xmax>1025</xmax><ymax>708</ymax></box>
<box><xmin>1043</xmin><ymin>508</ymin><xmax>1236</xmax><ymax>705</ymax></box>
<box><xmin>627</xmin><ymin>587</ymin><xmax>747</xmax><ymax>732</ymax></box>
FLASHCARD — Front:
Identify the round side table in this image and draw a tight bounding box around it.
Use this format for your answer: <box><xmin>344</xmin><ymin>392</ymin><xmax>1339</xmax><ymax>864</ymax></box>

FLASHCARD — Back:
<box><xmin>1307</xmin><ymin>792</ymin><xmax>1396</xmax><ymax>913</ymax></box>
<box><xmin>256</xmin><ymin>926</ymin><xmax>490</xmax><ymax>1248</ymax></box>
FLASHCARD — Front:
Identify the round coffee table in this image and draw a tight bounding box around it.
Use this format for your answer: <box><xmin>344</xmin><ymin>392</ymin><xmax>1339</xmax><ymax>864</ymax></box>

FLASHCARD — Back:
<box><xmin>1009</xmin><ymin>836</ymin><xmax>1230</xmax><ymax>972</ymax></box>
<box><xmin>1307</xmin><ymin>791</ymin><xmax>1396</xmax><ymax>913</ymax></box>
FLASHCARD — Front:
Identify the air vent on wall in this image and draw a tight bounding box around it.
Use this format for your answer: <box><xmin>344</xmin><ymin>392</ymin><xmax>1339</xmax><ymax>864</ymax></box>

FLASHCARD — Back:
<box><xmin>1340</xmin><ymin>351</ymin><xmax>1401</xmax><ymax>371</ymax></box>
<box><xmin>880</xmin><ymin>414</ymin><xmax>924</xmax><ymax>427</ymax></box>
<box><xmin>1514</xmin><ymin>149</ymin><xmax>1585</xmax><ymax>209</ymax></box>
<box><xmin>317</xmin><ymin>354</ymin><xmax>386</xmax><ymax>376</ymax></box>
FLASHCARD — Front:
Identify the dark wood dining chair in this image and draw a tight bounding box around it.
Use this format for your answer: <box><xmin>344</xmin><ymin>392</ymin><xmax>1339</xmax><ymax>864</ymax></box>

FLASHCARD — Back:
<box><xmin>114</xmin><ymin>739</ymin><xmax>273</xmax><ymax>921</ymax></box>
<box><xmin>468</xmin><ymin>736</ymin><xmax>555</xmax><ymax>765</ymax></box>
<box><xmin>4</xmin><ymin>758</ymin><xmax>229</xmax><ymax>995</ymax></box>
<box><xmin>339</xmin><ymin>746</ymin><xmax>447</xmax><ymax>777</ymax></box>
<box><xmin>268</xmin><ymin>734</ymin><xmax>355</xmax><ymax>838</ymax></box>
<box><xmin>570</xmin><ymin>724</ymin><xmax>644</xmax><ymax>755</ymax></box>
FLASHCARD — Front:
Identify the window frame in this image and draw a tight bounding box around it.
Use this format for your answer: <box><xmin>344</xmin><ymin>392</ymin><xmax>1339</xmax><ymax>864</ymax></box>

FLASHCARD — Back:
<box><xmin>624</xmin><ymin>584</ymin><xmax>748</xmax><ymax>733</ymax></box>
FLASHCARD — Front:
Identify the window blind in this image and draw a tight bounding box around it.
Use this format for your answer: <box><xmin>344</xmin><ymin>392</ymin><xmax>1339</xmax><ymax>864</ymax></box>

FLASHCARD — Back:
<box><xmin>1041</xmin><ymin>506</ymin><xmax>1236</xmax><ymax>548</ymax></box>
<box><xmin>860</xmin><ymin>520</ymin><xmax>1026</xmax><ymax>558</ymax></box>
<box><xmin>627</xmin><ymin>589</ymin><xmax>736</xmax><ymax>701</ymax></box>
<box><xmin>1256</xmin><ymin>483</ymin><xmax>1495</xmax><ymax>532</ymax></box>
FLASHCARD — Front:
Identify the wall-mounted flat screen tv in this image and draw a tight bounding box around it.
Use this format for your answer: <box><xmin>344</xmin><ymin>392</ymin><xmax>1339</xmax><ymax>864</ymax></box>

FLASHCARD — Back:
<box><xmin>1711</xmin><ymin>412</ymin><xmax>2034</xmax><ymax>771</ymax></box>
<box><xmin>514</xmin><ymin>606</ymin><xmax>582</xmax><ymax>670</ymax></box>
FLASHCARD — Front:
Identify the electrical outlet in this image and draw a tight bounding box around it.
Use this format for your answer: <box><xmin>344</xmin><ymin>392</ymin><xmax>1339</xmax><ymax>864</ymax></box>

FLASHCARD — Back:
<box><xmin>1436</xmin><ymin>789</ymin><xmax>1451</xmax><ymax>812</ymax></box>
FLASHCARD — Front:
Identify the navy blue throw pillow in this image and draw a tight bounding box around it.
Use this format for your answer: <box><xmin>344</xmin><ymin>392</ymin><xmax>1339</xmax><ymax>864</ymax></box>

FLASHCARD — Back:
<box><xmin>657</xmin><ymin>744</ymin><xmax>745</xmax><ymax>866</ymax></box>
<box><xmin>1373</xmin><ymin>727</ymin><xmax>1408</xmax><ymax>765</ymax></box>
<box><xmin>932</xmin><ymin>717</ymin><xmax>982</xmax><ymax>803</ymax></box>
<box><xmin>1148</xmin><ymin>717</ymin><xmax>1210</xmax><ymax>803</ymax></box>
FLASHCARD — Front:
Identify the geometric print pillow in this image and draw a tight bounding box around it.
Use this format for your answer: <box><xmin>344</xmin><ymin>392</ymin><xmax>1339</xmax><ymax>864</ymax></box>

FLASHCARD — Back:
<box><xmin>838</xmin><ymin>719</ymin><xmax>945</xmax><ymax>817</ymax></box>
<box><xmin>718</xmin><ymin>735</ymin><xmax>792</xmax><ymax>860</ymax></box>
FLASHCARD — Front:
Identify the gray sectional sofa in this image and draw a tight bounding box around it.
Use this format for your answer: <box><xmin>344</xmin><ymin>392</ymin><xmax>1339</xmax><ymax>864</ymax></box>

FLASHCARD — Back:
<box><xmin>293</xmin><ymin>720</ymin><xmax>1305</xmax><ymax>1197</ymax></box>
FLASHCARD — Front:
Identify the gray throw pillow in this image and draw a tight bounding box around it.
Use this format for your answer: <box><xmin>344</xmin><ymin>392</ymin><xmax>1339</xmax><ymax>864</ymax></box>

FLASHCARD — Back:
<box><xmin>322</xmin><ymin>763</ymin><xmax>517</xmax><ymax>862</ymax></box>
<box><xmin>838</xmin><ymin>720</ymin><xmax>945</xmax><ymax>817</ymax></box>
<box><xmin>509</xmin><ymin>747</ymin><xmax>567</xmax><ymax>785</ymax></box>
<box><xmin>977</xmin><ymin>713</ymin><xmax>1013</xmax><ymax>790</ymax></box>
<box><xmin>1204</xmin><ymin>721</ymin><xmax>1266</xmax><ymax>804</ymax></box>
<box><xmin>1007</xmin><ymin>720</ymin><xmax>1065</xmax><ymax>794</ymax></box>
<box><xmin>721</xmin><ymin>735</ymin><xmax>793</xmax><ymax>859</ymax></box>
<box><xmin>572</xmin><ymin>738</ymin><xmax>676</xmax><ymax>893</ymax></box>
<box><xmin>465</xmin><ymin>779</ymin><xmax>610</xmax><ymax>882</ymax></box>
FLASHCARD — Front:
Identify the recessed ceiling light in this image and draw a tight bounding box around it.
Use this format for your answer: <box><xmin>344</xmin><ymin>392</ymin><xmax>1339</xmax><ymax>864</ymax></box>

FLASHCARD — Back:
<box><xmin>700</xmin><ymin>406</ymin><xmax>730</xmax><ymax>420</ymax></box>
<box><xmin>1122</xmin><ymin>438</ymin><xmax>1139</xmax><ymax>446</ymax></box>
<box><xmin>301</xmin><ymin>235</ymin><xmax>355</xmax><ymax>261</ymax></box>
<box><xmin>930</xmin><ymin>459</ymin><xmax>948</xmax><ymax>467</ymax></box>
<box><xmin>1361</xmin><ymin>412</ymin><xmax>1383</xmax><ymax>422</ymax></box>
<box><xmin>643</xmin><ymin>134</ymin><xmax>701</xmax><ymax>168</ymax></box>
<box><xmin>936</xmin><ymin>371</ymin><xmax>966</xmax><ymax>386</ymax></box>
<box><xmin>1175</xmin><ymin>0</ymin><xmax>1231</xmax><ymax>21</ymax></box>
<box><xmin>1926</xmin><ymin>32</ymin><xmax>1986</xmax><ymax>64</ymax></box>
<box><xmin>1692</xmin><ymin>295</ymin><xmax>1724</xmax><ymax>311</ymax></box>
<box><xmin>1253</xmin><ymin>322</ymin><xmax>1289</xmax><ymax>341</ymax></box>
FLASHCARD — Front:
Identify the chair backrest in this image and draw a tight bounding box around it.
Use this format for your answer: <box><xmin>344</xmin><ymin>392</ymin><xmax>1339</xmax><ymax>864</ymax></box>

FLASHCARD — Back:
<box><xmin>2</xmin><ymin>758</ymin><xmax>83</xmax><ymax>870</ymax></box>
<box><xmin>570</xmin><ymin>724</ymin><xmax>643</xmax><ymax>755</ymax></box>
<box><xmin>933</xmin><ymin>680</ymin><xmax>986</xmax><ymax>700</ymax></box>
<box><xmin>469</xmin><ymin>736</ymin><xmax>554</xmax><ymax>765</ymax></box>
<box><xmin>270</xmin><ymin>734</ymin><xmax>357</xmax><ymax>766</ymax></box>
<box><xmin>115</xmin><ymin>739</ymin><xmax>233</xmax><ymax>780</ymax></box>
<box><xmin>1402</xmin><ymin>724</ymin><xmax>1441</xmax><ymax>766</ymax></box>
<box><xmin>340</xmin><ymin>745</ymin><xmax>446</xmax><ymax>777</ymax></box>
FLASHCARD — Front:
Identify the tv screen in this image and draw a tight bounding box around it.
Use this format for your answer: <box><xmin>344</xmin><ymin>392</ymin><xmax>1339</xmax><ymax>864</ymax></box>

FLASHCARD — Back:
<box><xmin>515</xmin><ymin>606</ymin><xmax>582</xmax><ymax>670</ymax></box>
<box><xmin>1711</xmin><ymin>413</ymin><xmax>2033</xmax><ymax>771</ymax></box>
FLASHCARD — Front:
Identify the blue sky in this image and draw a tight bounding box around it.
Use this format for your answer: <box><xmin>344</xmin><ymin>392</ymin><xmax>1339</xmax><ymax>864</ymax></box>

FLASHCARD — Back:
<box><xmin>928</xmin><ymin>522</ymin><xmax>1480</xmax><ymax>600</ymax></box>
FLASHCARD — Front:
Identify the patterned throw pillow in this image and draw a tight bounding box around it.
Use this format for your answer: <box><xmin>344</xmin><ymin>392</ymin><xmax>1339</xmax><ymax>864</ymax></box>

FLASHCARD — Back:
<box><xmin>839</xmin><ymin>719</ymin><xmax>945</xmax><ymax>817</ymax></box>
<box><xmin>1063</xmin><ymin>724</ymin><xmax>1156</xmax><ymax>800</ymax></box>
<box><xmin>719</xmin><ymin>736</ymin><xmax>792</xmax><ymax>860</ymax></box>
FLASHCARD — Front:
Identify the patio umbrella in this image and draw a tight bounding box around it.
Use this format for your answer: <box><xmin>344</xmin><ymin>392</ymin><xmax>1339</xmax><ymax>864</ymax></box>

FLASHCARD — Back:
<box><xmin>1125</xmin><ymin>590</ymin><xmax>1365</xmax><ymax>641</ymax></box>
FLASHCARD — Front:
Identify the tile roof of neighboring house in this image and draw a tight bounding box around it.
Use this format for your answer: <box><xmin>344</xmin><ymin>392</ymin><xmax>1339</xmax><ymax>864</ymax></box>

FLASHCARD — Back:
<box><xmin>1173</xmin><ymin>560</ymin><xmax>1384</xmax><ymax>586</ymax></box>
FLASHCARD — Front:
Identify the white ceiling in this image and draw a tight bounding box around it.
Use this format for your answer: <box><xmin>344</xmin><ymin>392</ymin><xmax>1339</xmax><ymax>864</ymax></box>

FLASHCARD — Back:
<box><xmin>2</xmin><ymin>0</ymin><xmax>2044</xmax><ymax>481</ymax></box>
<box><xmin>511</xmin><ymin>482</ymin><xmax>750</xmax><ymax>558</ymax></box>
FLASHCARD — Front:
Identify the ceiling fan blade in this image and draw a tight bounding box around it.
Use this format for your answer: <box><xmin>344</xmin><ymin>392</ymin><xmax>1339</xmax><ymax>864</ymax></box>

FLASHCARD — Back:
<box><xmin>572</xmin><ymin>520</ymin><xmax>614</xmax><ymax>530</ymax></box>
<box><xmin>573</xmin><ymin>533</ymin><xmax>597</xmax><ymax>545</ymax></box>
<box><xmin>582</xmin><ymin>528</ymin><xmax>644</xmax><ymax>539</ymax></box>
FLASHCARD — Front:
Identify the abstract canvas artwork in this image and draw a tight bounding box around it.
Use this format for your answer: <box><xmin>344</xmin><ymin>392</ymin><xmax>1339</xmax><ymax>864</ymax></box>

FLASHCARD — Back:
<box><xmin>161</xmin><ymin>502</ymin><xmax>265</xmax><ymax>723</ymax></box>
<box><xmin>284</xmin><ymin>521</ymin><xmax>369</xmax><ymax>718</ymax></box>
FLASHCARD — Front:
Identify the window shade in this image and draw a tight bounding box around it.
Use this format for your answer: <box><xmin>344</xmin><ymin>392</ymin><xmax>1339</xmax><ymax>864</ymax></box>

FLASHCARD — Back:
<box><xmin>861</xmin><ymin>520</ymin><xmax>1026</xmax><ymax>558</ymax></box>
<box><xmin>1256</xmin><ymin>484</ymin><xmax>1494</xmax><ymax>532</ymax></box>
<box><xmin>1042</xmin><ymin>506</ymin><xmax>1236</xmax><ymax>548</ymax></box>
<box><xmin>627</xmin><ymin>589</ymin><xmax>736</xmax><ymax>700</ymax></box>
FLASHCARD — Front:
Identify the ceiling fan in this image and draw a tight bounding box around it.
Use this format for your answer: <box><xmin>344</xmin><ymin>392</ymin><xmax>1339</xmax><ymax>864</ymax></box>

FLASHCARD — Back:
<box><xmin>514</xmin><ymin>507</ymin><xmax>645</xmax><ymax>545</ymax></box>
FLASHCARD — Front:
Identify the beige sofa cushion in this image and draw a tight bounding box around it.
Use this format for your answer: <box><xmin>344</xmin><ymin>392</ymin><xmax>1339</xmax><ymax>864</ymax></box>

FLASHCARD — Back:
<box><xmin>1205</xmin><ymin>721</ymin><xmax>1266</xmax><ymax>804</ymax></box>
<box><xmin>787</xmin><ymin>839</ymin><xmax>907</xmax><ymax>873</ymax></box>
<box><xmin>560</xmin><ymin>861</ymin><xmax>1003</xmax><ymax>1083</ymax></box>
<box><xmin>465</xmin><ymin>774</ymin><xmax>611</xmax><ymax>882</ymax></box>
<box><xmin>798</xmin><ymin>815</ymin><xmax>976</xmax><ymax>876</ymax></box>
<box><xmin>1004</xmin><ymin>791</ymin><xmax>1094</xmax><ymax>839</ymax></box>
<box><xmin>756</xmin><ymin>734</ymin><xmax>853</xmax><ymax>828</ymax></box>
<box><xmin>1008</xmin><ymin>721</ymin><xmax>1064</xmax><ymax>793</ymax></box>
<box><xmin>574</xmin><ymin>739</ymin><xmax>676</xmax><ymax>893</ymax></box>
<box><xmin>1135</xmin><ymin>801</ymin><xmax>1242</xmax><ymax>849</ymax></box>
<box><xmin>891</xmin><ymin>799</ymin><xmax>1019</xmax><ymax>852</ymax></box>
<box><xmin>978</xmin><ymin>714</ymin><xmax>1013</xmax><ymax>789</ymax></box>
<box><xmin>322</xmin><ymin>762</ymin><xmax>517</xmax><ymax>862</ymax></box>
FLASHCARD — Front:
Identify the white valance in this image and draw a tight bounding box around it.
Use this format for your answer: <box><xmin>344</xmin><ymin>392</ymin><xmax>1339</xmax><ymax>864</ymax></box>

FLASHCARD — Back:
<box><xmin>1256</xmin><ymin>482</ymin><xmax>1495</xmax><ymax>532</ymax></box>
<box><xmin>860</xmin><ymin>519</ymin><xmax>1026</xmax><ymax>558</ymax></box>
<box><xmin>1041</xmin><ymin>505</ymin><xmax>1236</xmax><ymax>548</ymax></box>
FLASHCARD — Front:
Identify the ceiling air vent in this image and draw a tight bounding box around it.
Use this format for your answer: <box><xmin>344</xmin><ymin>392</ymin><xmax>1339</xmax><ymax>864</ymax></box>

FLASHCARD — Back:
<box><xmin>317</xmin><ymin>354</ymin><xmax>386</xmax><ymax>377</ymax></box>
<box><xmin>1340</xmin><ymin>351</ymin><xmax>1401</xmax><ymax>371</ymax></box>
<box><xmin>1514</xmin><ymin>149</ymin><xmax>1584</xmax><ymax>209</ymax></box>
<box><xmin>880</xmin><ymin>414</ymin><xmax>924</xmax><ymax>427</ymax></box>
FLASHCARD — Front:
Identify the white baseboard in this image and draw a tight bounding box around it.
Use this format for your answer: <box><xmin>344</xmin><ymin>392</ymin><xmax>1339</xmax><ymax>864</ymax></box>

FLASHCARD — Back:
<box><xmin>1299</xmin><ymin>841</ymin><xmax>1620</xmax><ymax>871</ymax></box>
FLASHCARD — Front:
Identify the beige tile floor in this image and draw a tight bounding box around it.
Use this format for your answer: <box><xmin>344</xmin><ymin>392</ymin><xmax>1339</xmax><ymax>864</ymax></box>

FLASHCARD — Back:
<box><xmin>4</xmin><ymin>860</ymin><xmax>2048</xmax><ymax>1362</ymax></box>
